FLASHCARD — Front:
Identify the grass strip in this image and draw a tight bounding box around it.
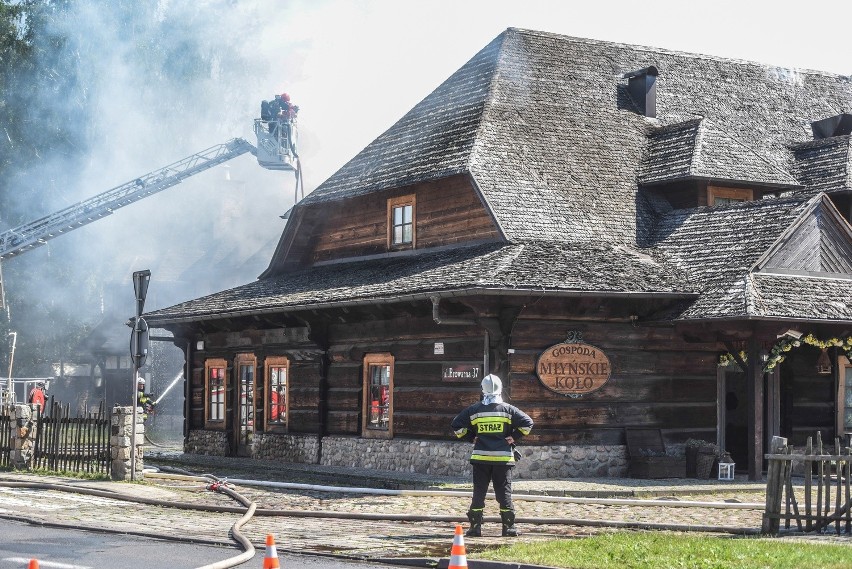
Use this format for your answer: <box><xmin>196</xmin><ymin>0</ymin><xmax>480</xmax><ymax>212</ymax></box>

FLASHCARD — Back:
<box><xmin>478</xmin><ymin>531</ymin><xmax>852</xmax><ymax>569</ymax></box>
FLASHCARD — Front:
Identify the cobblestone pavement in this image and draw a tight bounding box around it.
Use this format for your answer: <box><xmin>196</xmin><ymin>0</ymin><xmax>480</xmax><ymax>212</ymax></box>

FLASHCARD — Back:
<box><xmin>0</xmin><ymin>449</ymin><xmax>848</xmax><ymax>560</ymax></box>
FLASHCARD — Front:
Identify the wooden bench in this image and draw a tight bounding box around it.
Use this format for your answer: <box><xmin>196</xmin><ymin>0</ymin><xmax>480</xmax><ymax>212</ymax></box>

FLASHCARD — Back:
<box><xmin>625</xmin><ymin>428</ymin><xmax>686</xmax><ymax>479</ymax></box>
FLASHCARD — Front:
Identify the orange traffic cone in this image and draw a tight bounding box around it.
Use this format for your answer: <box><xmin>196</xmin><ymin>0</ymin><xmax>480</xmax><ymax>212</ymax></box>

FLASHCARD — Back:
<box><xmin>28</xmin><ymin>560</ymin><xmax>39</xmax><ymax>569</ymax></box>
<box><xmin>263</xmin><ymin>534</ymin><xmax>280</xmax><ymax>569</ymax></box>
<box><xmin>448</xmin><ymin>524</ymin><xmax>468</xmax><ymax>569</ymax></box>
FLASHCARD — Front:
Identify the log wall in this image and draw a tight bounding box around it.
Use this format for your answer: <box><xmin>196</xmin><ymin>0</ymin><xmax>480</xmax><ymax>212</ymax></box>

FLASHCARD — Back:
<box><xmin>182</xmin><ymin>302</ymin><xmax>836</xmax><ymax>462</ymax></box>
<box><xmin>324</xmin><ymin>315</ymin><xmax>484</xmax><ymax>437</ymax></box>
<box><xmin>507</xmin><ymin>315</ymin><xmax>720</xmax><ymax>447</ymax></box>
<box><xmin>307</xmin><ymin>174</ymin><xmax>500</xmax><ymax>263</ymax></box>
<box><xmin>187</xmin><ymin>326</ymin><xmax>323</xmax><ymax>441</ymax></box>
<box><xmin>782</xmin><ymin>345</ymin><xmax>835</xmax><ymax>445</ymax></box>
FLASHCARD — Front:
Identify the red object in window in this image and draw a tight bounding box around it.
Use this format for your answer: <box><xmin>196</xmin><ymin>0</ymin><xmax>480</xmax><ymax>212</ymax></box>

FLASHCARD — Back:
<box><xmin>271</xmin><ymin>390</ymin><xmax>284</xmax><ymax>421</ymax></box>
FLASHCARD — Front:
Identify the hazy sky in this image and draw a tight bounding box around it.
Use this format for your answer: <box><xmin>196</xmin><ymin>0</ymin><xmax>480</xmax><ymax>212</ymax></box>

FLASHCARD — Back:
<box><xmin>283</xmin><ymin>0</ymin><xmax>852</xmax><ymax>194</ymax></box>
<box><xmin>7</xmin><ymin>0</ymin><xmax>852</xmax><ymax>314</ymax></box>
<box><xmin>4</xmin><ymin>0</ymin><xmax>851</xmax><ymax>376</ymax></box>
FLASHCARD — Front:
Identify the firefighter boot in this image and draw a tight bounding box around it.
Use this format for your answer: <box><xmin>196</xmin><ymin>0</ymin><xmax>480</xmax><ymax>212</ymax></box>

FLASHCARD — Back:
<box><xmin>465</xmin><ymin>509</ymin><xmax>483</xmax><ymax>537</ymax></box>
<box><xmin>500</xmin><ymin>509</ymin><xmax>519</xmax><ymax>537</ymax></box>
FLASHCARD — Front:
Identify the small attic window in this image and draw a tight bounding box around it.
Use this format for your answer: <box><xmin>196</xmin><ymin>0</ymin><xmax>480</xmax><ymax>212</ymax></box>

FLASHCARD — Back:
<box><xmin>387</xmin><ymin>194</ymin><xmax>415</xmax><ymax>249</ymax></box>
<box><xmin>812</xmin><ymin>113</ymin><xmax>852</xmax><ymax>139</ymax></box>
<box><xmin>708</xmin><ymin>185</ymin><xmax>754</xmax><ymax>206</ymax></box>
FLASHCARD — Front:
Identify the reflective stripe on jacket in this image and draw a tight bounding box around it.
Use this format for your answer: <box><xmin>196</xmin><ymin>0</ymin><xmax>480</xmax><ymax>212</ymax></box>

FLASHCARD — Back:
<box><xmin>451</xmin><ymin>401</ymin><xmax>533</xmax><ymax>465</ymax></box>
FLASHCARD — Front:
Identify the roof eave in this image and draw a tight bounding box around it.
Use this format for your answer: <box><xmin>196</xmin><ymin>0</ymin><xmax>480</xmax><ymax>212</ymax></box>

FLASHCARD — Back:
<box><xmin>638</xmin><ymin>175</ymin><xmax>801</xmax><ymax>190</ymax></box>
<box><xmin>675</xmin><ymin>314</ymin><xmax>852</xmax><ymax>325</ymax></box>
<box><xmin>146</xmin><ymin>286</ymin><xmax>699</xmax><ymax>326</ymax></box>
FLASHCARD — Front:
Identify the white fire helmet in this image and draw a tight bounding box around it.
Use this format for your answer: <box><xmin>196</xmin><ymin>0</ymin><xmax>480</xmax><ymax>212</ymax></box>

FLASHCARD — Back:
<box><xmin>137</xmin><ymin>376</ymin><xmax>146</xmax><ymax>387</ymax></box>
<box><xmin>481</xmin><ymin>374</ymin><xmax>502</xmax><ymax>396</ymax></box>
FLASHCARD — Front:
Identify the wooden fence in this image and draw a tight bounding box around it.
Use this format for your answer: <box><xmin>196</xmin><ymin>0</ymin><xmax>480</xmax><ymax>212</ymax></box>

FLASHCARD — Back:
<box><xmin>763</xmin><ymin>432</ymin><xmax>852</xmax><ymax>535</ymax></box>
<box><xmin>1</xmin><ymin>397</ymin><xmax>111</xmax><ymax>475</ymax></box>
<box><xmin>33</xmin><ymin>398</ymin><xmax>111</xmax><ymax>475</ymax></box>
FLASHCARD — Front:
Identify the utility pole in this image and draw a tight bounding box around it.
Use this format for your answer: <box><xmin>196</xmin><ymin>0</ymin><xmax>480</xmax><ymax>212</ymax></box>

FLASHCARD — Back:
<box><xmin>130</xmin><ymin>270</ymin><xmax>150</xmax><ymax>481</ymax></box>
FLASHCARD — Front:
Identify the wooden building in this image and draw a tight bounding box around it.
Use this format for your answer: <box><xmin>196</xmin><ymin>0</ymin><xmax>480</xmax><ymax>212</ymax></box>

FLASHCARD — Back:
<box><xmin>144</xmin><ymin>29</ymin><xmax>852</xmax><ymax>480</ymax></box>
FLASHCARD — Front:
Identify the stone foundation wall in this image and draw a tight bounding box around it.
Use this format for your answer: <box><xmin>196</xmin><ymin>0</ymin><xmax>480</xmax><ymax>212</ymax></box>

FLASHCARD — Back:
<box><xmin>318</xmin><ymin>437</ymin><xmax>629</xmax><ymax>478</ymax></box>
<box><xmin>182</xmin><ymin>429</ymin><xmax>630</xmax><ymax>478</ymax></box>
<box><xmin>253</xmin><ymin>432</ymin><xmax>320</xmax><ymax>463</ymax></box>
<box><xmin>517</xmin><ymin>444</ymin><xmax>629</xmax><ymax>478</ymax></box>
<box><xmin>186</xmin><ymin>429</ymin><xmax>229</xmax><ymax>455</ymax></box>
<box><xmin>319</xmin><ymin>437</ymin><xmax>468</xmax><ymax>476</ymax></box>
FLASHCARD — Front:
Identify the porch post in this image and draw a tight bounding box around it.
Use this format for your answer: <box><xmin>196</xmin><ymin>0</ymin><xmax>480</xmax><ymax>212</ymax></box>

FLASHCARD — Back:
<box><xmin>766</xmin><ymin>367</ymin><xmax>781</xmax><ymax>451</ymax></box>
<box><xmin>747</xmin><ymin>336</ymin><xmax>764</xmax><ymax>481</ymax></box>
<box><xmin>716</xmin><ymin>366</ymin><xmax>726</xmax><ymax>452</ymax></box>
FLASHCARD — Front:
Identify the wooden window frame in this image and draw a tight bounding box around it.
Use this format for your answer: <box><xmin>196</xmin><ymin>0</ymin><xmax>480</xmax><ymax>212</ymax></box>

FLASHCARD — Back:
<box><xmin>204</xmin><ymin>358</ymin><xmax>228</xmax><ymax>429</ymax></box>
<box><xmin>708</xmin><ymin>185</ymin><xmax>754</xmax><ymax>206</ymax></box>
<box><xmin>387</xmin><ymin>194</ymin><xmax>416</xmax><ymax>250</ymax></box>
<box><xmin>265</xmin><ymin>356</ymin><xmax>290</xmax><ymax>432</ymax></box>
<box><xmin>234</xmin><ymin>353</ymin><xmax>257</xmax><ymax>435</ymax></box>
<box><xmin>362</xmin><ymin>353</ymin><xmax>394</xmax><ymax>439</ymax></box>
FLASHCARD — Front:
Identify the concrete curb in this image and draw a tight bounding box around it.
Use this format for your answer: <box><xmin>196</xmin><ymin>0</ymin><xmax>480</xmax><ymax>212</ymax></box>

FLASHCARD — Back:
<box><xmin>437</xmin><ymin>559</ymin><xmax>562</xmax><ymax>569</ymax></box>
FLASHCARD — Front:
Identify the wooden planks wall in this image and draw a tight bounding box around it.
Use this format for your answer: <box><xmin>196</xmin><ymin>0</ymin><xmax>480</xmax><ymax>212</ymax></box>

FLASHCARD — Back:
<box><xmin>508</xmin><ymin>316</ymin><xmax>720</xmax><ymax>446</ymax></box>
<box><xmin>308</xmin><ymin>174</ymin><xmax>500</xmax><ymax>263</ymax></box>
<box><xmin>324</xmin><ymin>315</ymin><xmax>484</xmax><ymax>437</ymax></box>
<box><xmin>187</xmin><ymin>312</ymin><xmax>724</xmax><ymax>446</ymax></box>
<box><xmin>184</xmin><ymin>304</ymin><xmax>839</xmax><ymax>454</ymax></box>
<box><xmin>782</xmin><ymin>345</ymin><xmax>835</xmax><ymax>445</ymax></box>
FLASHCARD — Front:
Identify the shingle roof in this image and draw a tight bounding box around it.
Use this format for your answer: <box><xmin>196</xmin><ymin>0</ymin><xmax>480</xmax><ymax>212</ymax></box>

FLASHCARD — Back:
<box><xmin>298</xmin><ymin>34</ymin><xmax>503</xmax><ymax>205</ymax></box>
<box><xmin>639</xmin><ymin>118</ymin><xmax>800</xmax><ymax>187</ymax></box>
<box><xmin>144</xmin><ymin>240</ymin><xmax>696</xmax><ymax>325</ymax></box>
<box><xmin>650</xmin><ymin>195</ymin><xmax>813</xmax><ymax>320</ymax></box>
<box><xmin>300</xmin><ymin>28</ymin><xmax>852</xmax><ymax>246</ymax></box>
<box><xmin>748</xmin><ymin>273</ymin><xmax>852</xmax><ymax>320</ymax></box>
<box><xmin>793</xmin><ymin>136</ymin><xmax>852</xmax><ymax>194</ymax></box>
<box><xmin>147</xmin><ymin>29</ymin><xmax>852</xmax><ymax>325</ymax></box>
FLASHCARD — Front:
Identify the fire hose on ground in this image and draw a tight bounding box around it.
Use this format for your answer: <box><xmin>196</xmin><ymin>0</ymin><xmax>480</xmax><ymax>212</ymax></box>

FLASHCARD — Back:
<box><xmin>0</xmin><ymin>467</ymin><xmax>764</xmax><ymax>538</ymax></box>
<box><xmin>195</xmin><ymin>480</ymin><xmax>256</xmax><ymax>569</ymax></box>
<box><xmin>0</xmin><ymin>476</ymin><xmax>258</xmax><ymax>569</ymax></box>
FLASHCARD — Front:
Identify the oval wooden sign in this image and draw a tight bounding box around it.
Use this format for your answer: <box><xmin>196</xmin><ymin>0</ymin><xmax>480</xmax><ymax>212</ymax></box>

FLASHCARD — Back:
<box><xmin>536</xmin><ymin>342</ymin><xmax>611</xmax><ymax>396</ymax></box>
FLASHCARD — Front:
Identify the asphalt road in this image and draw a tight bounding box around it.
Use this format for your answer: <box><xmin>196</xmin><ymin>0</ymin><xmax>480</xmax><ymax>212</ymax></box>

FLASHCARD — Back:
<box><xmin>0</xmin><ymin>520</ymin><xmax>401</xmax><ymax>569</ymax></box>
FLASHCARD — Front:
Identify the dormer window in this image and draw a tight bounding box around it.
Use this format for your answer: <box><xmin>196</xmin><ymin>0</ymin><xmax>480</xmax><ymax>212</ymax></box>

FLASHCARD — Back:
<box><xmin>388</xmin><ymin>194</ymin><xmax>415</xmax><ymax>249</ymax></box>
<box><xmin>708</xmin><ymin>185</ymin><xmax>753</xmax><ymax>206</ymax></box>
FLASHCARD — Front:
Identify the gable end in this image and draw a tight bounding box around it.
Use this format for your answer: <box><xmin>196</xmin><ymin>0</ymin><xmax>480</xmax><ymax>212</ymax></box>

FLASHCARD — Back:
<box><xmin>756</xmin><ymin>196</ymin><xmax>852</xmax><ymax>278</ymax></box>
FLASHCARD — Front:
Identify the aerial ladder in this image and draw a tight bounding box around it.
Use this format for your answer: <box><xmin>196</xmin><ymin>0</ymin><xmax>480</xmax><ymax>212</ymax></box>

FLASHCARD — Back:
<box><xmin>0</xmin><ymin>112</ymin><xmax>302</xmax><ymax>404</ymax></box>
<box><xmin>0</xmin><ymin>138</ymin><xmax>255</xmax><ymax>261</ymax></box>
<box><xmin>0</xmin><ymin>111</ymin><xmax>302</xmax><ymax>269</ymax></box>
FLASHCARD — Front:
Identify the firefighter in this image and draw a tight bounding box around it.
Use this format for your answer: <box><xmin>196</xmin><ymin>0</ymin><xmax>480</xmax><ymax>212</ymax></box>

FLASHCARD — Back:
<box><xmin>276</xmin><ymin>92</ymin><xmax>298</xmax><ymax>148</ymax></box>
<box><xmin>267</xmin><ymin>94</ymin><xmax>282</xmax><ymax>135</ymax></box>
<box><xmin>451</xmin><ymin>374</ymin><xmax>533</xmax><ymax>538</ymax></box>
<box><xmin>137</xmin><ymin>377</ymin><xmax>155</xmax><ymax>420</ymax></box>
<box><xmin>28</xmin><ymin>381</ymin><xmax>46</xmax><ymax>412</ymax></box>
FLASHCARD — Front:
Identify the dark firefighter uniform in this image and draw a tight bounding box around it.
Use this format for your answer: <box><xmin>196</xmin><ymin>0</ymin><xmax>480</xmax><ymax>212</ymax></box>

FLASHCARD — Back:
<box><xmin>451</xmin><ymin>375</ymin><xmax>533</xmax><ymax>537</ymax></box>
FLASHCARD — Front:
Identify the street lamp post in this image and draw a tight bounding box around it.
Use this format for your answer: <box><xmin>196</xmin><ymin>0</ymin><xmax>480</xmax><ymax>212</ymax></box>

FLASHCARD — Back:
<box><xmin>130</xmin><ymin>270</ymin><xmax>151</xmax><ymax>481</ymax></box>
